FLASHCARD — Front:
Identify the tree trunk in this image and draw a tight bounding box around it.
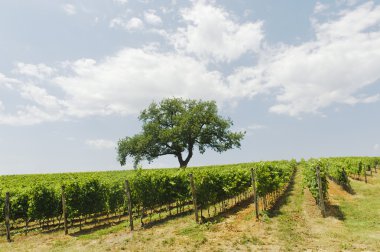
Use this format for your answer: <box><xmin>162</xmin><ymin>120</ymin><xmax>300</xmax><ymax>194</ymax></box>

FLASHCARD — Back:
<box><xmin>179</xmin><ymin>159</ymin><xmax>187</xmax><ymax>168</ymax></box>
<box><xmin>177</xmin><ymin>146</ymin><xmax>193</xmax><ymax>168</ymax></box>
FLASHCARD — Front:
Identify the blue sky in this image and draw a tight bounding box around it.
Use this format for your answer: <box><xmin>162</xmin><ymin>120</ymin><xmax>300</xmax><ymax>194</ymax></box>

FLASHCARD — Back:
<box><xmin>1</xmin><ymin>0</ymin><xmax>380</xmax><ymax>174</ymax></box>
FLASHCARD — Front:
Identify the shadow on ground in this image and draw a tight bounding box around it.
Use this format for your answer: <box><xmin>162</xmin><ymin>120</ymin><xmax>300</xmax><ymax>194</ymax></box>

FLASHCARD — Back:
<box><xmin>142</xmin><ymin>210</ymin><xmax>193</xmax><ymax>229</ymax></box>
<box><xmin>325</xmin><ymin>202</ymin><xmax>345</xmax><ymax>220</ymax></box>
<box><xmin>204</xmin><ymin>196</ymin><xmax>255</xmax><ymax>224</ymax></box>
<box><xmin>268</xmin><ymin>170</ymin><xmax>297</xmax><ymax>218</ymax></box>
<box><xmin>69</xmin><ymin>219</ymin><xmax>126</xmax><ymax>237</ymax></box>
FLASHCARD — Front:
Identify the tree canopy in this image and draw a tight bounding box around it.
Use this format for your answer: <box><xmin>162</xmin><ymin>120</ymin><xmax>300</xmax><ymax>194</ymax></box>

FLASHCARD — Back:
<box><xmin>117</xmin><ymin>98</ymin><xmax>245</xmax><ymax>168</ymax></box>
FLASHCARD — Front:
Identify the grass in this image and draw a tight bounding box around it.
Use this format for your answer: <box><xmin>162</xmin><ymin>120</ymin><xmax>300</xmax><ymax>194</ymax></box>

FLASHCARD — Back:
<box><xmin>239</xmin><ymin>233</ymin><xmax>264</xmax><ymax>245</ymax></box>
<box><xmin>177</xmin><ymin>222</ymin><xmax>214</xmax><ymax>245</ymax></box>
<box><xmin>161</xmin><ymin>237</ymin><xmax>175</xmax><ymax>246</ymax></box>
<box><xmin>275</xmin><ymin>169</ymin><xmax>307</xmax><ymax>250</ymax></box>
<box><xmin>51</xmin><ymin>240</ymin><xmax>71</xmax><ymax>251</ymax></box>
<box><xmin>337</xmin><ymin>175</ymin><xmax>380</xmax><ymax>245</ymax></box>
<box><xmin>78</xmin><ymin>222</ymin><xmax>128</xmax><ymax>240</ymax></box>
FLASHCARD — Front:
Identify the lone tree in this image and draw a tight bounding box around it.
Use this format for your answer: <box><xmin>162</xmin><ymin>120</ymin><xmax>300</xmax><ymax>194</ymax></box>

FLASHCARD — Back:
<box><xmin>117</xmin><ymin>98</ymin><xmax>245</xmax><ymax>168</ymax></box>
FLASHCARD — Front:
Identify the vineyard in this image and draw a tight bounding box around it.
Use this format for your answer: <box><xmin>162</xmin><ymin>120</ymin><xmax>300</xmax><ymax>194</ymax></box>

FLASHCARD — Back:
<box><xmin>302</xmin><ymin>156</ymin><xmax>379</xmax><ymax>215</ymax></box>
<box><xmin>0</xmin><ymin>160</ymin><xmax>296</xmax><ymax>239</ymax></box>
<box><xmin>1</xmin><ymin>156</ymin><xmax>379</xmax><ymax>249</ymax></box>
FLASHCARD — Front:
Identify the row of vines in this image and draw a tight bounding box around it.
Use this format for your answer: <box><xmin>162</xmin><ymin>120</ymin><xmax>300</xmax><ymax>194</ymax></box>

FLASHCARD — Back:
<box><xmin>0</xmin><ymin>160</ymin><xmax>296</xmax><ymax>237</ymax></box>
<box><xmin>302</xmin><ymin>156</ymin><xmax>379</xmax><ymax>213</ymax></box>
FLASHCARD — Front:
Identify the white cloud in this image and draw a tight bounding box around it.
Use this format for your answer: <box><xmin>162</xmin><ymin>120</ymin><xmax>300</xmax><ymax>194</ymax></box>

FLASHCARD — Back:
<box><xmin>2</xmin><ymin>2</ymin><xmax>380</xmax><ymax>126</ymax></box>
<box><xmin>62</xmin><ymin>4</ymin><xmax>76</xmax><ymax>16</ymax></box>
<box><xmin>170</xmin><ymin>0</ymin><xmax>264</xmax><ymax>63</ymax></box>
<box><xmin>361</xmin><ymin>94</ymin><xmax>380</xmax><ymax>104</ymax></box>
<box><xmin>54</xmin><ymin>48</ymin><xmax>230</xmax><ymax>118</ymax></box>
<box><xmin>0</xmin><ymin>106</ymin><xmax>63</xmax><ymax>126</ymax></box>
<box><xmin>0</xmin><ymin>71</ymin><xmax>65</xmax><ymax>125</ymax></box>
<box><xmin>19</xmin><ymin>84</ymin><xmax>64</xmax><ymax>110</ymax></box>
<box><xmin>336</xmin><ymin>0</ymin><xmax>359</xmax><ymax>7</ymax></box>
<box><xmin>0</xmin><ymin>73</ymin><xmax>15</xmax><ymax>84</ymax></box>
<box><xmin>314</xmin><ymin>2</ymin><xmax>329</xmax><ymax>13</ymax></box>
<box><xmin>230</xmin><ymin>2</ymin><xmax>380</xmax><ymax>116</ymax></box>
<box><xmin>110</xmin><ymin>17</ymin><xmax>144</xmax><ymax>30</ymax></box>
<box><xmin>240</xmin><ymin>123</ymin><xmax>265</xmax><ymax>136</ymax></box>
<box><xmin>126</xmin><ymin>17</ymin><xmax>144</xmax><ymax>30</ymax></box>
<box><xmin>315</xmin><ymin>2</ymin><xmax>380</xmax><ymax>40</ymax></box>
<box><xmin>113</xmin><ymin>0</ymin><xmax>128</xmax><ymax>4</ymax></box>
<box><xmin>86</xmin><ymin>139</ymin><xmax>115</xmax><ymax>150</ymax></box>
<box><xmin>0</xmin><ymin>47</ymin><xmax>233</xmax><ymax>125</ymax></box>
<box><xmin>247</xmin><ymin>124</ymin><xmax>265</xmax><ymax>130</ymax></box>
<box><xmin>144</xmin><ymin>10</ymin><xmax>162</xmax><ymax>26</ymax></box>
<box><xmin>13</xmin><ymin>63</ymin><xmax>55</xmax><ymax>79</ymax></box>
<box><xmin>109</xmin><ymin>18</ymin><xmax>125</xmax><ymax>29</ymax></box>
<box><xmin>0</xmin><ymin>72</ymin><xmax>20</xmax><ymax>88</ymax></box>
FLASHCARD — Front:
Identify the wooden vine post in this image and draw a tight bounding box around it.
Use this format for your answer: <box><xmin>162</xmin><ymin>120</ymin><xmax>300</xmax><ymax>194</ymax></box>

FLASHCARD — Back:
<box><xmin>125</xmin><ymin>180</ymin><xmax>134</xmax><ymax>231</ymax></box>
<box><xmin>250</xmin><ymin>168</ymin><xmax>259</xmax><ymax>220</ymax></box>
<box><xmin>316</xmin><ymin>166</ymin><xmax>326</xmax><ymax>217</ymax></box>
<box><xmin>189</xmin><ymin>173</ymin><xmax>199</xmax><ymax>223</ymax></box>
<box><xmin>61</xmin><ymin>185</ymin><xmax>68</xmax><ymax>235</ymax></box>
<box><xmin>5</xmin><ymin>192</ymin><xmax>11</xmax><ymax>242</ymax></box>
<box><xmin>364</xmin><ymin>168</ymin><xmax>367</xmax><ymax>183</ymax></box>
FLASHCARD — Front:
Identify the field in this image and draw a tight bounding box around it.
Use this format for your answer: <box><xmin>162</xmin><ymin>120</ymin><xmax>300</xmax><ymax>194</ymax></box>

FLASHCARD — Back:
<box><xmin>0</xmin><ymin>158</ymin><xmax>379</xmax><ymax>251</ymax></box>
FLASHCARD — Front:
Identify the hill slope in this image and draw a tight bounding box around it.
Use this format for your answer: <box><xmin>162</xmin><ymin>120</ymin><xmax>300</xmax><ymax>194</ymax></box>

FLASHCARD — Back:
<box><xmin>1</xmin><ymin>168</ymin><xmax>379</xmax><ymax>251</ymax></box>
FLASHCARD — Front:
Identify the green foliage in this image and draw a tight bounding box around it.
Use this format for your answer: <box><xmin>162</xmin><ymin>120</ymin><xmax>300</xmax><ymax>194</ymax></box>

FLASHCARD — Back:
<box><xmin>65</xmin><ymin>180</ymin><xmax>108</xmax><ymax>218</ymax></box>
<box><xmin>81</xmin><ymin>180</ymin><xmax>107</xmax><ymax>215</ymax></box>
<box><xmin>320</xmin><ymin>156</ymin><xmax>379</xmax><ymax>183</ymax></box>
<box><xmin>0</xmin><ymin>194</ymin><xmax>3</xmax><ymax>222</ymax></box>
<box><xmin>255</xmin><ymin>161</ymin><xmax>294</xmax><ymax>197</ymax></box>
<box><xmin>65</xmin><ymin>182</ymin><xmax>83</xmax><ymax>219</ymax></box>
<box><xmin>326</xmin><ymin>160</ymin><xmax>350</xmax><ymax>190</ymax></box>
<box><xmin>1</xmin><ymin>156</ymin><xmax>377</xmax><ymax>231</ymax></box>
<box><xmin>195</xmin><ymin>167</ymin><xmax>246</xmax><ymax>208</ymax></box>
<box><xmin>302</xmin><ymin>159</ymin><xmax>328</xmax><ymax>204</ymax></box>
<box><xmin>338</xmin><ymin>157</ymin><xmax>378</xmax><ymax>176</ymax></box>
<box><xmin>28</xmin><ymin>185</ymin><xmax>60</xmax><ymax>221</ymax></box>
<box><xmin>107</xmin><ymin>183</ymin><xmax>125</xmax><ymax>214</ymax></box>
<box><xmin>10</xmin><ymin>191</ymin><xmax>29</xmax><ymax>221</ymax></box>
<box><xmin>300</xmin><ymin>156</ymin><xmax>376</xmax><ymax>202</ymax></box>
<box><xmin>117</xmin><ymin>98</ymin><xmax>245</xmax><ymax>168</ymax></box>
<box><xmin>0</xmin><ymin>160</ymin><xmax>297</xmax><ymax>227</ymax></box>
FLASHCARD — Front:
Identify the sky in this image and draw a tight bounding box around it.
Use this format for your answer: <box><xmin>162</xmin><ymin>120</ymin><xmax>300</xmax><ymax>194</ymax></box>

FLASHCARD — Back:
<box><xmin>1</xmin><ymin>0</ymin><xmax>380</xmax><ymax>175</ymax></box>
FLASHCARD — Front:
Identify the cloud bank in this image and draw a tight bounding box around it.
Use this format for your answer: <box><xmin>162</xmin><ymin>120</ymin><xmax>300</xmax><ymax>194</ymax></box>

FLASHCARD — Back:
<box><xmin>1</xmin><ymin>1</ymin><xmax>380</xmax><ymax>125</ymax></box>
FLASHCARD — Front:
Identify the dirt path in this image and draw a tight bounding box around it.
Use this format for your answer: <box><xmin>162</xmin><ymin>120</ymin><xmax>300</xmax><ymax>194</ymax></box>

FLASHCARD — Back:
<box><xmin>267</xmin><ymin>169</ymin><xmax>314</xmax><ymax>251</ymax></box>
